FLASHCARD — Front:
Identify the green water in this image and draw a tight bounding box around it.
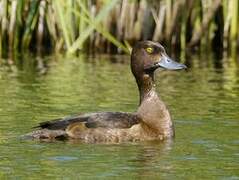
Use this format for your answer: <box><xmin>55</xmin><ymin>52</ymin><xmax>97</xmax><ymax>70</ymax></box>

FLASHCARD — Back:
<box><xmin>0</xmin><ymin>53</ymin><xmax>238</xmax><ymax>179</ymax></box>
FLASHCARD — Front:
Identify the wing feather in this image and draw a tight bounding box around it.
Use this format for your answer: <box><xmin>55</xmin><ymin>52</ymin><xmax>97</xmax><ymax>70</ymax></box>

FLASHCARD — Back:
<box><xmin>36</xmin><ymin>112</ymin><xmax>140</xmax><ymax>130</ymax></box>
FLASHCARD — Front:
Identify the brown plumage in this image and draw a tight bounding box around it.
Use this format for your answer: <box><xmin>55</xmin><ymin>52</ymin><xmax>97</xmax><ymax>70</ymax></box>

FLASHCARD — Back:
<box><xmin>24</xmin><ymin>41</ymin><xmax>186</xmax><ymax>143</ymax></box>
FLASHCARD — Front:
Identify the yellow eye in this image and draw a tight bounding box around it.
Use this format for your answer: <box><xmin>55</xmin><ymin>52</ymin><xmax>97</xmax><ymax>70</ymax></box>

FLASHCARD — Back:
<box><xmin>146</xmin><ymin>47</ymin><xmax>153</xmax><ymax>54</ymax></box>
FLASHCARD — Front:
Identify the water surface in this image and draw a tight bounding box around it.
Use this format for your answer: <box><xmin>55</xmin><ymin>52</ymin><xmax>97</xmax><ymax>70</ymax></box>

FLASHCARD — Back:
<box><xmin>0</xmin><ymin>53</ymin><xmax>238</xmax><ymax>179</ymax></box>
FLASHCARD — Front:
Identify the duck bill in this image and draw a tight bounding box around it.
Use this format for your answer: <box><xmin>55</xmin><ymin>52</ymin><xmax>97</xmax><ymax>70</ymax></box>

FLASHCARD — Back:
<box><xmin>156</xmin><ymin>55</ymin><xmax>187</xmax><ymax>70</ymax></box>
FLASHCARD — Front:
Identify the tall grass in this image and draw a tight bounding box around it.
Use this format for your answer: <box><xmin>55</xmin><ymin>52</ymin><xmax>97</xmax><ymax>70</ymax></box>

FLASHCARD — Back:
<box><xmin>0</xmin><ymin>0</ymin><xmax>238</xmax><ymax>59</ymax></box>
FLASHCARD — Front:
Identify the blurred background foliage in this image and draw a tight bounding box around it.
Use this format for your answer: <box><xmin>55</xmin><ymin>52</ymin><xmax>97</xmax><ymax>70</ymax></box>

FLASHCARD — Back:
<box><xmin>0</xmin><ymin>0</ymin><xmax>238</xmax><ymax>59</ymax></box>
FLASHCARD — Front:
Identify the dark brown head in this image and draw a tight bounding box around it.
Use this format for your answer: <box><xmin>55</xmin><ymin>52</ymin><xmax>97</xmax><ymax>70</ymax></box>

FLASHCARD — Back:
<box><xmin>131</xmin><ymin>41</ymin><xmax>186</xmax><ymax>79</ymax></box>
<box><xmin>131</xmin><ymin>41</ymin><xmax>186</xmax><ymax>102</ymax></box>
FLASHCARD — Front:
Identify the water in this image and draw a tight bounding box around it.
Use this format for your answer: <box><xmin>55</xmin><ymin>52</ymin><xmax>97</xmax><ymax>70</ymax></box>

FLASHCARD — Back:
<box><xmin>0</xmin><ymin>53</ymin><xmax>238</xmax><ymax>179</ymax></box>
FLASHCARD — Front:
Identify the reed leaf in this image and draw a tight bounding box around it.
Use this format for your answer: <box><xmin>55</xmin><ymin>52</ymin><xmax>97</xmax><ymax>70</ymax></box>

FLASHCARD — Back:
<box><xmin>53</xmin><ymin>0</ymin><xmax>72</xmax><ymax>49</ymax></box>
<box><xmin>37</xmin><ymin>0</ymin><xmax>46</xmax><ymax>54</ymax></box>
<box><xmin>45</xmin><ymin>4</ymin><xmax>57</xmax><ymax>44</ymax></box>
<box><xmin>67</xmin><ymin>0</ymin><xmax>76</xmax><ymax>42</ymax></box>
<box><xmin>73</xmin><ymin>0</ymin><xmax>129</xmax><ymax>54</ymax></box>
<box><xmin>8</xmin><ymin>0</ymin><xmax>18</xmax><ymax>53</ymax></box>
<box><xmin>78</xmin><ymin>0</ymin><xmax>87</xmax><ymax>36</ymax></box>
<box><xmin>14</xmin><ymin>0</ymin><xmax>24</xmax><ymax>52</ymax></box>
<box><xmin>1</xmin><ymin>0</ymin><xmax>8</xmax><ymax>56</ymax></box>
<box><xmin>22</xmin><ymin>0</ymin><xmax>40</xmax><ymax>50</ymax></box>
<box><xmin>230</xmin><ymin>0</ymin><xmax>238</xmax><ymax>44</ymax></box>
<box><xmin>16</xmin><ymin>0</ymin><xmax>24</xmax><ymax>25</ymax></box>
<box><xmin>68</xmin><ymin>0</ymin><xmax>119</xmax><ymax>54</ymax></box>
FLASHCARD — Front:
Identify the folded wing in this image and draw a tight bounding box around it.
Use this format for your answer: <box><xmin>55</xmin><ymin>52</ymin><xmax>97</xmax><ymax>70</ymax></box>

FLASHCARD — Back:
<box><xmin>37</xmin><ymin>112</ymin><xmax>140</xmax><ymax>130</ymax></box>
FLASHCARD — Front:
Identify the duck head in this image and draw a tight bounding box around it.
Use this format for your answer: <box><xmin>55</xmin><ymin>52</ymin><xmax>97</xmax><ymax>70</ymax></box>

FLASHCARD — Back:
<box><xmin>131</xmin><ymin>41</ymin><xmax>186</xmax><ymax>103</ymax></box>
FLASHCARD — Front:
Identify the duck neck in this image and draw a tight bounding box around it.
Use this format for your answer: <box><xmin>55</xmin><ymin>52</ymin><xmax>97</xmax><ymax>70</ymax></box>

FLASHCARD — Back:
<box><xmin>136</xmin><ymin>72</ymin><xmax>174</xmax><ymax>138</ymax></box>
<box><xmin>137</xmin><ymin>72</ymin><xmax>155</xmax><ymax>104</ymax></box>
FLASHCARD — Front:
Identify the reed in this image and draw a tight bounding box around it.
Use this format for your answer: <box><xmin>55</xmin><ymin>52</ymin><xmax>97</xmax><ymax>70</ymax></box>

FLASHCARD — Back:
<box><xmin>229</xmin><ymin>0</ymin><xmax>238</xmax><ymax>47</ymax></box>
<box><xmin>0</xmin><ymin>0</ymin><xmax>238</xmax><ymax>59</ymax></box>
